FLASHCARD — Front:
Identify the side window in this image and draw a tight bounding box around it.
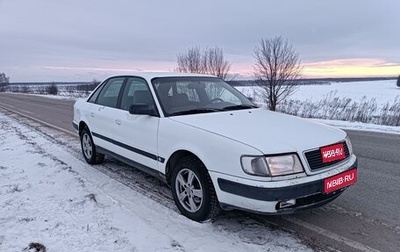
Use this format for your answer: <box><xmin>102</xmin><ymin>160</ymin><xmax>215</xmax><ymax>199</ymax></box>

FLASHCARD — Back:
<box><xmin>120</xmin><ymin>77</ymin><xmax>154</xmax><ymax>111</ymax></box>
<box><xmin>96</xmin><ymin>77</ymin><xmax>124</xmax><ymax>108</ymax></box>
<box><xmin>88</xmin><ymin>83</ymin><xmax>103</xmax><ymax>103</ymax></box>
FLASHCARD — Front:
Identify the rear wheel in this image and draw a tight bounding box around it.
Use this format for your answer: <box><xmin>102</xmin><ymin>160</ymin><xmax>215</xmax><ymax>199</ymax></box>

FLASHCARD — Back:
<box><xmin>80</xmin><ymin>127</ymin><xmax>104</xmax><ymax>164</ymax></box>
<box><xmin>171</xmin><ymin>156</ymin><xmax>220</xmax><ymax>222</ymax></box>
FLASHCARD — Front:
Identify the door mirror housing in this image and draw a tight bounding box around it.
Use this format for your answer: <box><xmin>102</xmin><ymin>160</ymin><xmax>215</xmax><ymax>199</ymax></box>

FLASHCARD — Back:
<box><xmin>129</xmin><ymin>104</ymin><xmax>157</xmax><ymax>116</ymax></box>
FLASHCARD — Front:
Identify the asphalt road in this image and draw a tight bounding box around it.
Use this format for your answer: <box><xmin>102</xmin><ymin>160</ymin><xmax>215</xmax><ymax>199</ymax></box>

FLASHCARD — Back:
<box><xmin>1</xmin><ymin>92</ymin><xmax>399</xmax><ymax>252</ymax></box>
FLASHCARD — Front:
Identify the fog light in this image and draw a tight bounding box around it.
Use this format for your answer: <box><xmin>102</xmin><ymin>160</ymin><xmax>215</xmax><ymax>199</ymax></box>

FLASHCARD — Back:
<box><xmin>279</xmin><ymin>199</ymin><xmax>296</xmax><ymax>209</ymax></box>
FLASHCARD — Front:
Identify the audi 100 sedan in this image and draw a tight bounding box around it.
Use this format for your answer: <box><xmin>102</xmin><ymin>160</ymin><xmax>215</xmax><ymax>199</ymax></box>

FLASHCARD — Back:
<box><xmin>73</xmin><ymin>73</ymin><xmax>357</xmax><ymax>221</ymax></box>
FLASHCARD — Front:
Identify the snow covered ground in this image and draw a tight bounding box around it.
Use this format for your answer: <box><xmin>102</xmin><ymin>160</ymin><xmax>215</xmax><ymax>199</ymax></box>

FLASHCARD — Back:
<box><xmin>310</xmin><ymin>118</ymin><xmax>400</xmax><ymax>135</ymax></box>
<box><xmin>290</xmin><ymin>80</ymin><xmax>399</xmax><ymax>105</ymax></box>
<box><xmin>236</xmin><ymin>79</ymin><xmax>400</xmax><ymax>107</ymax></box>
<box><xmin>0</xmin><ymin>112</ymin><xmax>312</xmax><ymax>252</ymax></box>
<box><xmin>236</xmin><ymin>79</ymin><xmax>400</xmax><ymax>128</ymax></box>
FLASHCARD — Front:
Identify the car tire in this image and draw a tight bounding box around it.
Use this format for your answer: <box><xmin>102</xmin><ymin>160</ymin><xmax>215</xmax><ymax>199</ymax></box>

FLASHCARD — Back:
<box><xmin>171</xmin><ymin>156</ymin><xmax>220</xmax><ymax>222</ymax></box>
<box><xmin>80</xmin><ymin>127</ymin><xmax>105</xmax><ymax>164</ymax></box>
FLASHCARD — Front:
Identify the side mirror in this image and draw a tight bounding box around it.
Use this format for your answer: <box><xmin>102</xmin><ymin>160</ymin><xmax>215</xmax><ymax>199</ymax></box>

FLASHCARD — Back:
<box><xmin>247</xmin><ymin>97</ymin><xmax>254</xmax><ymax>102</ymax></box>
<box><xmin>129</xmin><ymin>104</ymin><xmax>157</xmax><ymax>116</ymax></box>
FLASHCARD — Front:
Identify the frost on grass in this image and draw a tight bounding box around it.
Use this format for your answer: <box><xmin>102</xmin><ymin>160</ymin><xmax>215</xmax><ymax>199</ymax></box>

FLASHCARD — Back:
<box><xmin>23</xmin><ymin>242</ymin><xmax>47</xmax><ymax>252</ymax></box>
<box><xmin>8</xmin><ymin>184</ymin><xmax>23</xmax><ymax>193</ymax></box>
<box><xmin>84</xmin><ymin>193</ymin><xmax>97</xmax><ymax>204</ymax></box>
<box><xmin>237</xmin><ymin>80</ymin><xmax>400</xmax><ymax>126</ymax></box>
<box><xmin>279</xmin><ymin>92</ymin><xmax>400</xmax><ymax>126</ymax></box>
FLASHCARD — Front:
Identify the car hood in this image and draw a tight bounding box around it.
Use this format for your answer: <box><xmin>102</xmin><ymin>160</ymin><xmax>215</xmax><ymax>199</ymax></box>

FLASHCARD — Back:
<box><xmin>169</xmin><ymin>108</ymin><xmax>346</xmax><ymax>154</ymax></box>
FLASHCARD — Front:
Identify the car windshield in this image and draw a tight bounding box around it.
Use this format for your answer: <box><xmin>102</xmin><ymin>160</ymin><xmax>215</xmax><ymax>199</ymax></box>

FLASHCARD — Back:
<box><xmin>151</xmin><ymin>77</ymin><xmax>256</xmax><ymax>116</ymax></box>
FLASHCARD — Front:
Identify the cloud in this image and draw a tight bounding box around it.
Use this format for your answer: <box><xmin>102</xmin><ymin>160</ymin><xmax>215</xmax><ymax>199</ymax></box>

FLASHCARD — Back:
<box><xmin>1</xmin><ymin>0</ymin><xmax>399</xmax><ymax>81</ymax></box>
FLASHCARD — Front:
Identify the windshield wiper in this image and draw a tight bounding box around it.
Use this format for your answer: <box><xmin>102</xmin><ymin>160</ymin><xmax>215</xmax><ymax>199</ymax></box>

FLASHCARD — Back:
<box><xmin>169</xmin><ymin>108</ymin><xmax>222</xmax><ymax>116</ymax></box>
<box><xmin>222</xmin><ymin>104</ymin><xmax>258</xmax><ymax>111</ymax></box>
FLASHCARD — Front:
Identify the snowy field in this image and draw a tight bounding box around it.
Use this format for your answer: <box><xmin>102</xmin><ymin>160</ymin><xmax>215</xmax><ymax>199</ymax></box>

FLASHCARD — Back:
<box><xmin>236</xmin><ymin>79</ymin><xmax>399</xmax><ymax>106</ymax></box>
<box><xmin>0</xmin><ymin>112</ymin><xmax>312</xmax><ymax>252</ymax></box>
<box><xmin>236</xmin><ymin>79</ymin><xmax>400</xmax><ymax>127</ymax></box>
<box><xmin>290</xmin><ymin>80</ymin><xmax>398</xmax><ymax>105</ymax></box>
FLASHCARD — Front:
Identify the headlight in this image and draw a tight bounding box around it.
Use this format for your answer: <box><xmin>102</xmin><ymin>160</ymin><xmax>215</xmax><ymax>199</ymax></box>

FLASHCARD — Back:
<box><xmin>241</xmin><ymin>156</ymin><xmax>269</xmax><ymax>176</ymax></box>
<box><xmin>241</xmin><ymin>154</ymin><xmax>304</xmax><ymax>177</ymax></box>
<box><xmin>345</xmin><ymin>136</ymin><xmax>353</xmax><ymax>155</ymax></box>
<box><xmin>265</xmin><ymin>154</ymin><xmax>304</xmax><ymax>176</ymax></box>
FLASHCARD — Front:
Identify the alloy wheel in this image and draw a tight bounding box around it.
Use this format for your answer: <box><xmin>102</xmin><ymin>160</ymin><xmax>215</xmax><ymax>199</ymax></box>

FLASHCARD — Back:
<box><xmin>175</xmin><ymin>168</ymin><xmax>204</xmax><ymax>213</ymax></box>
<box><xmin>82</xmin><ymin>133</ymin><xmax>93</xmax><ymax>159</ymax></box>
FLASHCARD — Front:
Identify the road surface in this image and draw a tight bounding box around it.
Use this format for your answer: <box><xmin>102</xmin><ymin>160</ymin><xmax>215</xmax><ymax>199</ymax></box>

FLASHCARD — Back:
<box><xmin>1</xmin><ymin>92</ymin><xmax>399</xmax><ymax>252</ymax></box>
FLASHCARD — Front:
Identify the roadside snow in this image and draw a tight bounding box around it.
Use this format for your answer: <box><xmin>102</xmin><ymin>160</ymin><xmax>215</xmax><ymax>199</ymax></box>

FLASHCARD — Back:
<box><xmin>0</xmin><ymin>113</ymin><xmax>312</xmax><ymax>252</ymax></box>
<box><xmin>311</xmin><ymin>119</ymin><xmax>400</xmax><ymax>135</ymax></box>
<box><xmin>2</xmin><ymin>92</ymin><xmax>78</xmax><ymax>101</ymax></box>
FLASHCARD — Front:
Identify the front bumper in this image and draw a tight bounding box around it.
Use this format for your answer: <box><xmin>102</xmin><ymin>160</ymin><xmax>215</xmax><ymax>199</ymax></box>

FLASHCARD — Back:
<box><xmin>210</xmin><ymin>156</ymin><xmax>357</xmax><ymax>214</ymax></box>
<box><xmin>72</xmin><ymin>121</ymin><xmax>79</xmax><ymax>131</ymax></box>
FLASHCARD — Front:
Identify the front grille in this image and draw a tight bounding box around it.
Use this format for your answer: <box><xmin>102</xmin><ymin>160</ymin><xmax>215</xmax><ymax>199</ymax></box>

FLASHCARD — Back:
<box><xmin>304</xmin><ymin>141</ymin><xmax>350</xmax><ymax>171</ymax></box>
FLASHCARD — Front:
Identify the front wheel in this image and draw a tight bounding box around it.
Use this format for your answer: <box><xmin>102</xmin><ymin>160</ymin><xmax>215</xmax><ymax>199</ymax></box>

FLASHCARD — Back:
<box><xmin>80</xmin><ymin>127</ymin><xmax>105</xmax><ymax>164</ymax></box>
<box><xmin>171</xmin><ymin>156</ymin><xmax>220</xmax><ymax>222</ymax></box>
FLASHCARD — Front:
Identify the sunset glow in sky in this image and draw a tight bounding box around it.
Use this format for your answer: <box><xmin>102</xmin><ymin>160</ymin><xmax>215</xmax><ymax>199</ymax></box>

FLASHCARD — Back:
<box><xmin>302</xmin><ymin>59</ymin><xmax>400</xmax><ymax>78</ymax></box>
<box><xmin>229</xmin><ymin>58</ymin><xmax>400</xmax><ymax>79</ymax></box>
<box><xmin>1</xmin><ymin>0</ymin><xmax>399</xmax><ymax>82</ymax></box>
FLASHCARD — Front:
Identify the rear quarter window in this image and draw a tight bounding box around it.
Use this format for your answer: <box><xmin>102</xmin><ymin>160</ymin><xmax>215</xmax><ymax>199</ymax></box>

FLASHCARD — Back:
<box><xmin>88</xmin><ymin>84</ymin><xmax>103</xmax><ymax>103</ymax></box>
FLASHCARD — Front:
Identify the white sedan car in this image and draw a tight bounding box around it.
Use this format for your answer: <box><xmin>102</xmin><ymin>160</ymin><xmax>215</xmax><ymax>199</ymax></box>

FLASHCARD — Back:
<box><xmin>73</xmin><ymin>73</ymin><xmax>357</xmax><ymax>221</ymax></box>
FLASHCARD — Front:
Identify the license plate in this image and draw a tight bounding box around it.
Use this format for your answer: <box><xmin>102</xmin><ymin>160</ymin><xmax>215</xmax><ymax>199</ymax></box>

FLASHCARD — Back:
<box><xmin>324</xmin><ymin>169</ymin><xmax>357</xmax><ymax>194</ymax></box>
<box><xmin>320</xmin><ymin>143</ymin><xmax>346</xmax><ymax>163</ymax></box>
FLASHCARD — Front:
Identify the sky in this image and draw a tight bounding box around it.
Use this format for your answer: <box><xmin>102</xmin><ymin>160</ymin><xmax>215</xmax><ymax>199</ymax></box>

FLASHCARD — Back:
<box><xmin>1</xmin><ymin>0</ymin><xmax>399</xmax><ymax>82</ymax></box>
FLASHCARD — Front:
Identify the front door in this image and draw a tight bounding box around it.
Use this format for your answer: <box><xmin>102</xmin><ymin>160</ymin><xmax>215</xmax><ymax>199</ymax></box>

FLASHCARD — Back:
<box><xmin>113</xmin><ymin>77</ymin><xmax>160</xmax><ymax>171</ymax></box>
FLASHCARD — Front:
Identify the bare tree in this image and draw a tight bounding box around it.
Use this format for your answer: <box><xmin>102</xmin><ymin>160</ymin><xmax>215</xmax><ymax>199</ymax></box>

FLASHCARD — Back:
<box><xmin>253</xmin><ymin>36</ymin><xmax>302</xmax><ymax>111</ymax></box>
<box><xmin>176</xmin><ymin>46</ymin><xmax>232</xmax><ymax>80</ymax></box>
<box><xmin>0</xmin><ymin>72</ymin><xmax>10</xmax><ymax>92</ymax></box>
<box><xmin>203</xmin><ymin>47</ymin><xmax>232</xmax><ymax>80</ymax></box>
<box><xmin>176</xmin><ymin>47</ymin><xmax>203</xmax><ymax>74</ymax></box>
<box><xmin>46</xmin><ymin>83</ymin><xmax>58</xmax><ymax>95</ymax></box>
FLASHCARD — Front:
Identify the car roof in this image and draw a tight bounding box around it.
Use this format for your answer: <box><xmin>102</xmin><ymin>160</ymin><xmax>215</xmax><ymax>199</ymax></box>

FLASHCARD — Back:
<box><xmin>106</xmin><ymin>72</ymin><xmax>217</xmax><ymax>82</ymax></box>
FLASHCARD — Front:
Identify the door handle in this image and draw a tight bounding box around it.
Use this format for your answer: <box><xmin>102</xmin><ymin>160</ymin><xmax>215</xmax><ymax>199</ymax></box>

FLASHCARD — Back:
<box><xmin>115</xmin><ymin>119</ymin><xmax>122</xmax><ymax>125</ymax></box>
